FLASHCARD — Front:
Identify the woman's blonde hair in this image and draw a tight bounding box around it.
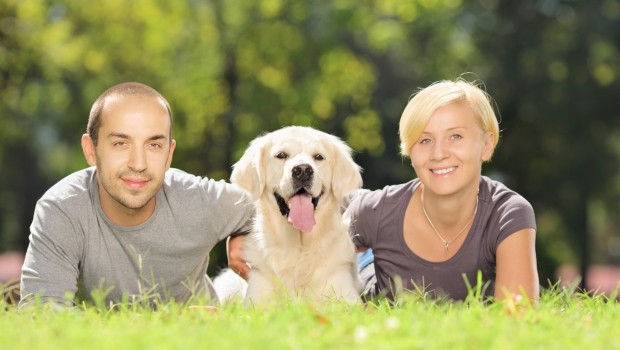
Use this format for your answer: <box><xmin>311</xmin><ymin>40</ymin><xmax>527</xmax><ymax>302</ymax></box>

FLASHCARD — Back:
<box><xmin>398</xmin><ymin>78</ymin><xmax>500</xmax><ymax>159</ymax></box>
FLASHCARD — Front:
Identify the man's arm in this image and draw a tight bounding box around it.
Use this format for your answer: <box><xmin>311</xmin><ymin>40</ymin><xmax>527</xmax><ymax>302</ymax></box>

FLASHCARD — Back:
<box><xmin>207</xmin><ymin>180</ymin><xmax>255</xmax><ymax>280</ymax></box>
<box><xmin>19</xmin><ymin>199</ymin><xmax>83</xmax><ymax>310</ymax></box>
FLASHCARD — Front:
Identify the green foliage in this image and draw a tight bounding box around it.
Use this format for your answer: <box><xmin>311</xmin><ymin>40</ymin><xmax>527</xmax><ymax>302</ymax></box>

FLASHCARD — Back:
<box><xmin>2</xmin><ymin>0</ymin><xmax>620</xmax><ymax>284</ymax></box>
<box><xmin>2</xmin><ymin>287</ymin><xmax>619</xmax><ymax>349</ymax></box>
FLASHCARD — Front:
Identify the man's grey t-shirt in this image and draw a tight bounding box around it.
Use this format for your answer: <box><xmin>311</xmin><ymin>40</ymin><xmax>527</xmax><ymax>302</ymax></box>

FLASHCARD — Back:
<box><xmin>348</xmin><ymin>176</ymin><xmax>536</xmax><ymax>301</ymax></box>
<box><xmin>20</xmin><ymin>167</ymin><xmax>253</xmax><ymax>307</ymax></box>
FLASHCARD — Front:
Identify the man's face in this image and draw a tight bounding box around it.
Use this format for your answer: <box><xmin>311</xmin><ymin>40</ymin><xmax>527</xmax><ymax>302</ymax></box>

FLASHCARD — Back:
<box><xmin>83</xmin><ymin>94</ymin><xmax>175</xmax><ymax>225</ymax></box>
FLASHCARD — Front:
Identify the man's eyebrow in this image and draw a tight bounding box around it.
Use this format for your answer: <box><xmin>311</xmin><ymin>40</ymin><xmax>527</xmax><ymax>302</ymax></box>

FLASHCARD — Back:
<box><xmin>107</xmin><ymin>133</ymin><xmax>168</xmax><ymax>141</ymax></box>
<box><xmin>108</xmin><ymin>132</ymin><xmax>168</xmax><ymax>141</ymax></box>
<box><xmin>108</xmin><ymin>132</ymin><xmax>130</xmax><ymax>139</ymax></box>
<box><xmin>147</xmin><ymin>134</ymin><xmax>167</xmax><ymax>141</ymax></box>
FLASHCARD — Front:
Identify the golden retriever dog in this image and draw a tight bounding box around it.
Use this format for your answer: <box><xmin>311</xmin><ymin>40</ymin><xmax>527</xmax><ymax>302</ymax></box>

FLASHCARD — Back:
<box><xmin>214</xmin><ymin>126</ymin><xmax>363</xmax><ymax>304</ymax></box>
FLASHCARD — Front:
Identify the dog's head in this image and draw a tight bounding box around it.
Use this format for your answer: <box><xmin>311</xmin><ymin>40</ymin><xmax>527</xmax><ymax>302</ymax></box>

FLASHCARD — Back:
<box><xmin>231</xmin><ymin>126</ymin><xmax>363</xmax><ymax>233</ymax></box>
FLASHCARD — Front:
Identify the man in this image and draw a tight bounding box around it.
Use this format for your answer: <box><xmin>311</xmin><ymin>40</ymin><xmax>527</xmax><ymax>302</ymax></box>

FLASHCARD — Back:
<box><xmin>19</xmin><ymin>82</ymin><xmax>253</xmax><ymax>309</ymax></box>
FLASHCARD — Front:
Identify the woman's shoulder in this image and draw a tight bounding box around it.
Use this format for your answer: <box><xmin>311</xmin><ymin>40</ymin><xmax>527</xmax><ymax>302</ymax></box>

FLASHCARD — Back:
<box><xmin>479</xmin><ymin>176</ymin><xmax>536</xmax><ymax>246</ymax></box>
<box><xmin>479</xmin><ymin>176</ymin><xmax>534</xmax><ymax>217</ymax></box>
<box><xmin>481</xmin><ymin>176</ymin><xmax>530</xmax><ymax>202</ymax></box>
<box><xmin>354</xmin><ymin>179</ymin><xmax>419</xmax><ymax>208</ymax></box>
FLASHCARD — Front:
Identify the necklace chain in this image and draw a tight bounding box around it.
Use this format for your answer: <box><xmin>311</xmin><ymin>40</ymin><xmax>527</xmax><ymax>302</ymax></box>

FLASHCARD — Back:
<box><xmin>420</xmin><ymin>190</ymin><xmax>479</xmax><ymax>252</ymax></box>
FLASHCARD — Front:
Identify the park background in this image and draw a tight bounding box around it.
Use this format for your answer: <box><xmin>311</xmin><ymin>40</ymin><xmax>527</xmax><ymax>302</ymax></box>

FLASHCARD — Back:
<box><xmin>1</xmin><ymin>0</ymin><xmax>619</xmax><ymax>297</ymax></box>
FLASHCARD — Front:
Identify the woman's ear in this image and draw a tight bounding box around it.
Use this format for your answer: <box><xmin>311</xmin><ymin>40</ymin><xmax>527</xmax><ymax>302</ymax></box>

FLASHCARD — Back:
<box><xmin>81</xmin><ymin>134</ymin><xmax>97</xmax><ymax>166</ymax></box>
<box><xmin>481</xmin><ymin>131</ymin><xmax>495</xmax><ymax>162</ymax></box>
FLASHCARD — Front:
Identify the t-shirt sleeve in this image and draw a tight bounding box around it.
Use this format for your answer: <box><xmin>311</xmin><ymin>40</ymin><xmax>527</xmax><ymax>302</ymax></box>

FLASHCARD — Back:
<box><xmin>201</xmin><ymin>179</ymin><xmax>255</xmax><ymax>241</ymax></box>
<box><xmin>495</xmin><ymin>194</ymin><xmax>537</xmax><ymax>246</ymax></box>
<box><xmin>345</xmin><ymin>189</ymin><xmax>382</xmax><ymax>248</ymax></box>
<box><xmin>19</xmin><ymin>198</ymin><xmax>83</xmax><ymax>309</ymax></box>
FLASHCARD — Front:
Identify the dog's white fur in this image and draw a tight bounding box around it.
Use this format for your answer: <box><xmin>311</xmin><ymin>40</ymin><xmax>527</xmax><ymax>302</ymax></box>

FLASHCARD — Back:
<box><xmin>214</xmin><ymin>126</ymin><xmax>363</xmax><ymax>304</ymax></box>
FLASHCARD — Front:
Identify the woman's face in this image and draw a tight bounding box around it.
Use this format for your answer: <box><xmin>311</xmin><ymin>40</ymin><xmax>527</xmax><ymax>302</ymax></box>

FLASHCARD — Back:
<box><xmin>409</xmin><ymin>102</ymin><xmax>494</xmax><ymax>197</ymax></box>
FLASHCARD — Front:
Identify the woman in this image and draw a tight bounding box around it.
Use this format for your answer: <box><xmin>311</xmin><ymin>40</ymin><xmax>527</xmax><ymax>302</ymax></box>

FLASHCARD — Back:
<box><xmin>349</xmin><ymin>78</ymin><xmax>539</xmax><ymax>302</ymax></box>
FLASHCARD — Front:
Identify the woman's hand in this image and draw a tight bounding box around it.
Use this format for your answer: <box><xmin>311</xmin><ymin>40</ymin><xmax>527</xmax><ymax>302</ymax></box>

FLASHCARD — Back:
<box><xmin>226</xmin><ymin>235</ymin><xmax>251</xmax><ymax>280</ymax></box>
<box><xmin>495</xmin><ymin>228</ymin><xmax>539</xmax><ymax>303</ymax></box>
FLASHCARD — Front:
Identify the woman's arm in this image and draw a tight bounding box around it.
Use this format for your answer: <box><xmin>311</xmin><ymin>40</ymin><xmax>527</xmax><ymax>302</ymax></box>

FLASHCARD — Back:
<box><xmin>226</xmin><ymin>235</ymin><xmax>250</xmax><ymax>280</ymax></box>
<box><xmin>495</xmin><ymin>228</ymin><xmax>539</xmax><ymax>302</ymax></box>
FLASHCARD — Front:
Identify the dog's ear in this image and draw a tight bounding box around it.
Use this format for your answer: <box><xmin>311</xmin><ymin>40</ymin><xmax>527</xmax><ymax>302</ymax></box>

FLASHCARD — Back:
<box><xmin>231</xmin><ymin>135</ymin><xmax>269</xmax><ymax>199</ymax></box>
<box><xmin>330</xmin><ymin>136</ymin><xmax>363</xmax><ymax>200</ymax></box>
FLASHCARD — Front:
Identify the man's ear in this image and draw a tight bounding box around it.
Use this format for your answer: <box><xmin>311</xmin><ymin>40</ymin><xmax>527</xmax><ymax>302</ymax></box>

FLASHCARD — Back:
<box><xmin>81</xmin><ymin>134</ymin><xmax>97</xmax><ymax>166</ymax></box>
<box><xmin>166</xmin><ymin>139</ymin><xmax>176</xmax><ymax>170</ymax></box>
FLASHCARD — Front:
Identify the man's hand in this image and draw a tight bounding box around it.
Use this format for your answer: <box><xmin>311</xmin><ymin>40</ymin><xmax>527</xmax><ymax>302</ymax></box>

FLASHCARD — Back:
<box><xmin>226</xmin><ymin>235</ymin><xmax>250</xmax><ymax>280</ymax></box>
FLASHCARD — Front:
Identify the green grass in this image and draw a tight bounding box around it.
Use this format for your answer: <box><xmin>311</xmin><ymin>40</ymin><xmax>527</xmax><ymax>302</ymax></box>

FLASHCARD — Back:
<box><xmin>1</xmin><ymin>283</ymin><xmax>618</xmax><ymax>350</ymax></box>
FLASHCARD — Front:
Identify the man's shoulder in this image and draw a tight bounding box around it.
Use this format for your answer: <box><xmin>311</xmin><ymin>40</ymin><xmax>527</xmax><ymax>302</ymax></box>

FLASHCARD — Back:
<box><xmin>164</xmin><ymin>168</ymin><xmax>218</xmax><ymax>191</ymax></box>
<box><xmin>163</xmin><ymin>168</ymin><xmax>247</xmax><ymax>200</ymax></box>
<box><xmin>33</xmin><ymin>167</ymin><xmax>96</xmax><ymax>223</ymax></box>
<box><xmin>164</xmin><ymin>168</ymin><xmax>193</xmax><ymax>185</ymax></box>
<box><xmin>43</xmin><ymin>167</ymin><xmax>95</xmax><ymax>203</ymax></box>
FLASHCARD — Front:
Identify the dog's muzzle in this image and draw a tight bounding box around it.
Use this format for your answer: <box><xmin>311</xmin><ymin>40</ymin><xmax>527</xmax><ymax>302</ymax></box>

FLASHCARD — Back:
<box><xmin>275</xmin><ymin>189</ymin><xmax>322</xmax><ymax>233</ymax></box>
<box><xmin>273</xmin><ymin>163</ymin><xmax>323</xmax><ymax>233</ymax></box>
<box><xmin>274</xmin><ymin>190</ymin><xmax>321</xmax><ymax>217</ymax></box>
<box><xmin>292</xmin><ymin>163</ymin><xmax>313</xmax><ymax>189</ymax></box>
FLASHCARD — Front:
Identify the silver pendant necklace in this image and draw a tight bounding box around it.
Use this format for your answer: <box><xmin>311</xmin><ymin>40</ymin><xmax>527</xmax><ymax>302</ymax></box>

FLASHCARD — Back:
<box><xmin>421</xmin><ymin>190</ymin><xmax>478</xmax><ymax>251</ymax></box>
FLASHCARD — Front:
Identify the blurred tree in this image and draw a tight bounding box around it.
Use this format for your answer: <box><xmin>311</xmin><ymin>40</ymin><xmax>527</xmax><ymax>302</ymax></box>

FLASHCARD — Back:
<box><xmin>1</xmin><ymin>0</ymin><xmax>619</xmax><ymax>287</ymax></box>
<box><xmin>470</xmin><ymin>0</ymin><xmax>620</xmax><ymax>288</ymax></box>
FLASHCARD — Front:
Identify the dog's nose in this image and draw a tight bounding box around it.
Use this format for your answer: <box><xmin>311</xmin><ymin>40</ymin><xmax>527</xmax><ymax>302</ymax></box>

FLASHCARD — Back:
<box><xmin>292</xmin><ymin>164</ymin><xmax>313</xmax><ymax>180</ymax></box>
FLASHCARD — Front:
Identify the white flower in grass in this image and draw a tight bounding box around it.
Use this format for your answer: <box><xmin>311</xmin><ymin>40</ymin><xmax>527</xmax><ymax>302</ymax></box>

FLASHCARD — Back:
<box><xmin>384</xmin><ymin>316</ymin><xmax>400</xmax><ymax>330</ymax></box>
<box><xmin>514</xmin><ymin>294</ymin><xmax>523</xmax><ymax>304</ymax></box>
<box><xmin>354</xmin><ymin>326</ymin><xmax>368</xmax><ymax>343</ymax></box>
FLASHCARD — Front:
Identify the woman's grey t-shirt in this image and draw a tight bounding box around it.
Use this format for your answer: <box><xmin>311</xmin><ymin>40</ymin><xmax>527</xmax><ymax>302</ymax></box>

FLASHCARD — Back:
<box><xmin>20</xmin><ymin>167</ymin><xmax>254</xmax><ymax>307</ymax></box>
<box><xmin>348</xmin><ymin>176</ymin><xmax>536</xmax><ymax>301</ymax></box>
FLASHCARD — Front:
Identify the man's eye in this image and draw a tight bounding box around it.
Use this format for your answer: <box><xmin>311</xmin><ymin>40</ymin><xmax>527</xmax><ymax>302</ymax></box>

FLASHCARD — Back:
<box><xmin>113</xmin><ymin>141</ymin><xmax>128</xmax><ymax>147</ymax></box>
<box><xmin>275</xmin><ymin>152</ymin><xmax>288</xmax><ymax>159</ymax></box>
<box><xmin>149</xmin><ymin>143</ymin><xmax>163</xmax><ymax>149</ymax></box>
<box><xmin>313</xmin><ymin>154</ymin><xmax>324</xmax><ymax>161</ymax></box>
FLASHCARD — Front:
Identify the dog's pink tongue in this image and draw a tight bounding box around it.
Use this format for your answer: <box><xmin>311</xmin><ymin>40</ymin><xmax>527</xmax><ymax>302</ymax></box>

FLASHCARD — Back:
<box><xmin>287</xmin><ymin>193</ymin><xmax>315</xmax><ymax>233</ymax></box>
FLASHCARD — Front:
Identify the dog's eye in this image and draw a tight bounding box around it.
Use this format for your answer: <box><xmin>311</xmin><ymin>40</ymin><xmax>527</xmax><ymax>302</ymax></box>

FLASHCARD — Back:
<box><xmin>313</xmin><ymin>154</ymin><xmax>324</xmax><ymax>161</ymax></box>
<box><xmin>275</xmin><ymin>152</ymin><xmax>288</xmax><ymax>160</ymax></box>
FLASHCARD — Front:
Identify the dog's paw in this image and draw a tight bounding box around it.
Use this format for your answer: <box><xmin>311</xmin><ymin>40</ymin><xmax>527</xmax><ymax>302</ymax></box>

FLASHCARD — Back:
<box><xmin>212</xmin><ymin>268</ymin><xmax>248</xmax><ymax>303</ymax></box>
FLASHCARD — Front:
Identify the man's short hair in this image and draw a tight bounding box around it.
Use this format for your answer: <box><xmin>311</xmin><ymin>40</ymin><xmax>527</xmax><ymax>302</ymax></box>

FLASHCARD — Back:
<box><xmin>87</xmin><ymin>82</ymin><xmax>173</xmax><ymax>146</ymax></box>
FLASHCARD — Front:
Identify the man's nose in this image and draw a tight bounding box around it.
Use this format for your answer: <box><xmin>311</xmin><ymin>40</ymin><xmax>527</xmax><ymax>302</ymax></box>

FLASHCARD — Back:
<box><xmin>127</xmin><ymin>146</ymin><xmax>147</xmax><ymax>172</ymax></box>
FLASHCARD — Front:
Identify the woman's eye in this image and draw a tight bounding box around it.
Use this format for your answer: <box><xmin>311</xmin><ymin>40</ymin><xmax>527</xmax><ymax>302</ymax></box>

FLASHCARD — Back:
<box><xmin>275</xmin><ymin>152</ymin><xmax>288</xmax><ymax>159</ymax></box>
<box><xmin>313</xmin><ymin>154</ymin><xmax>324</xmax><ymax>161</ymax></box>
<box><xmin>450</xmin><ymin>134</ymin><xmax>463</xmax><ymax>140</ymax></box>
<box><xmin>419</xmin><ymin>138</ymin><xmax>431</xmax><ymax>145</ymax></box>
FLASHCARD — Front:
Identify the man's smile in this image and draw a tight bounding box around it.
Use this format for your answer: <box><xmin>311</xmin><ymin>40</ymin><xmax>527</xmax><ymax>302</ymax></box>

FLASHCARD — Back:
<box><xmin>121</xmin><ymin>177</ymin><xmax>150</xmax><ymax>189</ymax></box>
